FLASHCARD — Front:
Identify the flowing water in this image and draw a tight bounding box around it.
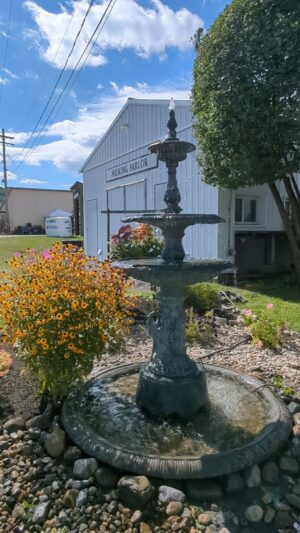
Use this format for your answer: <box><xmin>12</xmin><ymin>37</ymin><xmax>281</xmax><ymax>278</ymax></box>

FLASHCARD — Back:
<box><xmin>78</xmin><ymin>369</ymin><xmax>268</xmax><ymax>457</ymax></box>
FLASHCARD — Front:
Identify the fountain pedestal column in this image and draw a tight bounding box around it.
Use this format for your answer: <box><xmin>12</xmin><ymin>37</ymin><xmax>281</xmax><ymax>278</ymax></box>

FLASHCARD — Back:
<box><xmin>136</xmin><ymin>285</ymin><xmax>208</xmax><ymax>417</ymax></box>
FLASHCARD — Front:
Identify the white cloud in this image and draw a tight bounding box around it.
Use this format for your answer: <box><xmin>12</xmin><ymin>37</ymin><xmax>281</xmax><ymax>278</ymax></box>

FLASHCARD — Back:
<box><xmin>24</xmin><ymin>71</ymin><xmax>39</xmax><ymax>80</ymax></box>
<box><xmin>8</xmin><ymin>81</ymin><xmax>190</xmax><ymax>173</ymax></box>
<box><xmin>19</xmin><ymin>178</ymin><xmax>48</xmax><ymax>184</ymax></box>
<box><xmin>3</xmin><ymin>68</ymin><xmax>19</xmax><ymax>79</ymax></box>
<box><xmin>24</xmin><ymin>0</ymin><xmax>202</xmax><ymax>69</ymax></box>
<box><xmin>0</xmin><ymin>77</ymin><xmax>9</xmax><ymax>86</ymax></box>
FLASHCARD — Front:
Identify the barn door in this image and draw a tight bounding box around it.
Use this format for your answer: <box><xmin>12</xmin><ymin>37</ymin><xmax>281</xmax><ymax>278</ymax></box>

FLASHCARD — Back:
<box><xmin>86</xmin><ymin>198</ymin><xmax>98</xmax><ymax>257</ymax></box>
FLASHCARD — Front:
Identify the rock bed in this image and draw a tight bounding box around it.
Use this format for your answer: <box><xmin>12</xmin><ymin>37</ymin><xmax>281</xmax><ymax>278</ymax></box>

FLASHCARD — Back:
<box><xmin>0</xmin><ymin>401</ymin><xmax>299</xmax><ymax>533</ymax></box>
<box><xmin>0</xmin><ymin>318</ymin><xmax>300</xmax><ymax>533</ymax></box>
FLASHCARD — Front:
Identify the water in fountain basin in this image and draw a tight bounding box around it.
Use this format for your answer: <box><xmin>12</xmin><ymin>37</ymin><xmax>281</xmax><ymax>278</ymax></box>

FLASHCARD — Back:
<box><xmin>78</xmin><ymin>368</ymin><xmax>268</xmax><ymax>457</ymax></box>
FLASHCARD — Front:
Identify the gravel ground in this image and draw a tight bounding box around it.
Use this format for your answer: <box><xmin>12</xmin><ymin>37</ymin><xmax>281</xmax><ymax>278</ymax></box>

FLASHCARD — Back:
<box><xmin>92</xmin><ymin>322</ymin><xmax>300</xmax><ymax>399</ymax></box>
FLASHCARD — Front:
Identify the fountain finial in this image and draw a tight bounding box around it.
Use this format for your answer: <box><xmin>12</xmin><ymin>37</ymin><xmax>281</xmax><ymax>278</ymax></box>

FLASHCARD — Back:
<box><xmin>167</xmin><ymin>98</ymin><xmax>177</xmax><ymax>140</ymax></box>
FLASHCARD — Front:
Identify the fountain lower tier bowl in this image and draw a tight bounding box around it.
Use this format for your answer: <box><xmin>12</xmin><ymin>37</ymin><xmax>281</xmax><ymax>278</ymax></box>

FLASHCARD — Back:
<box><xmin>113</xmin><ymin>258</ymin><xmax>232</xmax><ymax>287</ymax></box>
<box><xmin>62</xmin><ymin>363</ymin><xmax>291</xmax><ymax>480</ymax></box>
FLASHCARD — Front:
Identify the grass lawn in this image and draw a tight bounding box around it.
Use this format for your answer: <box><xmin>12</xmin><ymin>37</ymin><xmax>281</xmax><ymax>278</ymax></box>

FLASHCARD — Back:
<box><xmin>0</xmin><ymin>235</ymin><xmax>83</xmax><ymax>272</ymax></box>
<box><xmin>232</xmin><ymin>277</ymin><xmax>300</xmax><ymax>333</ymax></box>
<box><xmin>130</xmin><ymin>275</ymin><xmax>300</xmax><ymax>333</ymax></box>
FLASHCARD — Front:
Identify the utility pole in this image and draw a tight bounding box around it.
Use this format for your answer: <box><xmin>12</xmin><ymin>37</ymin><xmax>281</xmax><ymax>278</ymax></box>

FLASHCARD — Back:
<box><xmin>1</xmin><ymin>128</ymin><xmax>14</xmax><ymax>233</ymax></box>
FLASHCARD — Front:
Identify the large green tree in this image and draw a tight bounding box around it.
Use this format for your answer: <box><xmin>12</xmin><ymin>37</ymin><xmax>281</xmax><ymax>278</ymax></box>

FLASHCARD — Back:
<box><xmin>192</xmin><ymin>0</ymin><xmax>300</xmax><ymax>282</ymax></box>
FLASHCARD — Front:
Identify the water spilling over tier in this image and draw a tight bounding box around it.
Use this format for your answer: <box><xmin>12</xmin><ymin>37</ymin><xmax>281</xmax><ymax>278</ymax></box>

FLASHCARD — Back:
<box><xmin>62</xmin><ymin>99</ymin><xmax>291</xmax><ymax>478</ymax></box>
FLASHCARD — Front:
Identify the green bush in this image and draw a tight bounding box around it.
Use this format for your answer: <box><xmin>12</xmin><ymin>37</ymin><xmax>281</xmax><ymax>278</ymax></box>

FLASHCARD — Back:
<box><xmin>241</xmin><ymin>305</ymin><xmax>285</xmax><ymax>349</ymax></box>
<box><xmin>186</xmin><ymin>282</ymin><xmax>221</xmax><ymax>314</ymax></box>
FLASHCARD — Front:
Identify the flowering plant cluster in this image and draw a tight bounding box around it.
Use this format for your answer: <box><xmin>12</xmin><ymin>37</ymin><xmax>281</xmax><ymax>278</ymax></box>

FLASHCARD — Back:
<box><xmin>110</xmin><ymin>224</ymin><xmax>163</xmax><ymax>260</ymax></box>
<box><xmin>240</xmin><ymin>303</ymin><xmax>286</xmax><ymax>349</ymax></box>
<box><xmin>0</xmin><ymin>244</ymin><xmax>131</xmax><ymax>399</ymax></box>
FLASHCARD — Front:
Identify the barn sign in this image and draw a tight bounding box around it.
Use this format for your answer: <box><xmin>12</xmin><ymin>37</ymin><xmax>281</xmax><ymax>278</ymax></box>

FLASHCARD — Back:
<box><xmin>106</xmin><ymin>154</ymin><xmax>158</xmax><ymax>181</ymax></box>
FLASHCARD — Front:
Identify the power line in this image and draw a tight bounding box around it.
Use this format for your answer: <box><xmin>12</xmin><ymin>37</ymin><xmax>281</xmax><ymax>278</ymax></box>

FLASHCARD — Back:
<box><xmin>17</xmin><ymin>0</ymin><xmax>80</xmax><ymax>133</ymax></box>
<box><xmin>0</xmin><ymin>0</ymin><xmax>13</xmax><ymax>107</ymax></box>
<box><xmin>11</xmin><ymin>0</ymin><xmax>96</xmax><ymax>170</ymax></box>
<box><xmin>12</xmin><ymin>0</ymin><xmax>117</xmax><ymax>173</ymax></box>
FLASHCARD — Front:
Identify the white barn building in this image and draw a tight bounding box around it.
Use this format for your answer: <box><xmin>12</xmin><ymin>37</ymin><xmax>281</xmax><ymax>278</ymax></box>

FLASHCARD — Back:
<box><xmin>81</xmin><ymin>98</ymin><xmax>291</xmax><ymax>275</ymax></box>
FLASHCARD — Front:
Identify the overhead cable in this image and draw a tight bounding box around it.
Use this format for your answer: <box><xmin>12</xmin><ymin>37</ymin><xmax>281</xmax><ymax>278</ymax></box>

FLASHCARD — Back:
<box><xmin>12</xmin><ymin>0</ymin><xmax>117</xmax><ymax>172</ymax></box>
<box><xmin>11</xmin><ymin>0</ymin><xmax>96</xmax><ymax>171</ymax></box>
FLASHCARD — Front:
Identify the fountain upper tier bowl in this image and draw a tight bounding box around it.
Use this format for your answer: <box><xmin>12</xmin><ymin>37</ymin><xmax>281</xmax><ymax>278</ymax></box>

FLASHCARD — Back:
<box><xmin>114</xmin><ymin>257</ymin><xmax>231</xmax><ymax>287</ymax></box>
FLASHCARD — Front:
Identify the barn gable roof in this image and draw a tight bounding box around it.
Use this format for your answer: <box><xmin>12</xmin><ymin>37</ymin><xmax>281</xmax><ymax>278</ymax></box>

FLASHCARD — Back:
<box><xmin>80</xmin><ymin>98</ymin><xmax>190</xmax><ymax>173</ymax></box>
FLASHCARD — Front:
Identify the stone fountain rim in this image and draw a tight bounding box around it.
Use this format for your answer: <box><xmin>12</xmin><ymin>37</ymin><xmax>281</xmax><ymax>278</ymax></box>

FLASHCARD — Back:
<box><xmin>62</xmin><ymin>362</ymin><xmax>292</xmax><ymax>480</ymax></box>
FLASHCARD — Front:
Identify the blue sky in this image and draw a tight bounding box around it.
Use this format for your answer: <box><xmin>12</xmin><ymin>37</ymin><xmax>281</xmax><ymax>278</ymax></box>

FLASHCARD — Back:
<box><xmin>0</xmin><ymin>0</ymin><xmax>230</xmax><ymax>189</ymax></box>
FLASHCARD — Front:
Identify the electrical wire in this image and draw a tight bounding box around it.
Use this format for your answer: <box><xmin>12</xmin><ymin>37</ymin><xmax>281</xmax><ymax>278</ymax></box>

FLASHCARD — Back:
<box><xmin>12</xmin><ymin>0</ymin><xmax>117</xmax><ymax>173</ymax></box>
<box><xmin>17</xmin><ymin>0</ymin><xmax>80</xmax><ymax>133</ymax></box>
<box><xmin>11</xmin><ymin>0</ymin><xmax>96</xmax><ymax>170</ymax></box>
<box><xmin>0</xmin><ymin>0</ymin><xmax>13</xmax><ymax>107</ymax></box>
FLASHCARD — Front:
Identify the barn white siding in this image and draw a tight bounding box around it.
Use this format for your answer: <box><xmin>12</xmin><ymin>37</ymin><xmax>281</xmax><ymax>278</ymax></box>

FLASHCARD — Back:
<box><xmin>82</xmin><ymin>99</ymin><xmax>221</xmax><ymax>261</ymax></box>
<box><xmin>82</xmin><ymin>98</ymin><xmax>294</xmax><ymax>271</ymax></box>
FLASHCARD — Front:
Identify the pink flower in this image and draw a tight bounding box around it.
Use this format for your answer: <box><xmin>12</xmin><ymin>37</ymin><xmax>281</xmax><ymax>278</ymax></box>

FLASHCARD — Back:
<box><xmin>257</xmin><ymin>340</ymin><xmax>264</xmax><ymax>349</ymax></box>
<box><xmin>40</xmin><ymin>249</ymin><xmax>52</xmax><ymax>260</ymax></box>
<box><xmin>266</xmin><ymin>303</ymin><xmax>274</xmax><ymax>309</ymax></box>
<box><xmin>241</xmin><ymin>309</ymin><xmax>252</xmax><ymax>317</ymax></box>
<box><xmin>14</xmin><ymin>252</ymin><xmax>21</xmax><ymax>257</ymax></box>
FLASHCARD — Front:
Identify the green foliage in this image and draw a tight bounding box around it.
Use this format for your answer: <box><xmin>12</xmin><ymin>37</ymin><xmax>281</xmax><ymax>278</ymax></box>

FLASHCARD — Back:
<box><xmin>272</xmin><ymin>374</ymin><xmax>295</xmax><ymax>397</ymax></box>
<box><xmin>241</xmin><ymin>305</ymin><xmax>285</xmax><ymax>349</ymax></box>
<box><xmin>186</xmin><ymin>282</ymin><xmax>221</xmax><ymax>313</ymax></box>
<box><xmin>192</xmin><ymin>0</ymin><xmax>300</xmax><ymax>188</ymax></box>
<box><xmin>186</xmin><ymin>308</ymin><xmax>215</xmax><ymax>345</ymax></box>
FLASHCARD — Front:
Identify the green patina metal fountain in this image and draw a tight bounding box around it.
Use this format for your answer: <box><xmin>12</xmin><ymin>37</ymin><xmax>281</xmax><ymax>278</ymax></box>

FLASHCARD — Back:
<box><xmin>62</xmin><ymin>100</ymin><xmax>291</xmax><ymax>479</ymax></box>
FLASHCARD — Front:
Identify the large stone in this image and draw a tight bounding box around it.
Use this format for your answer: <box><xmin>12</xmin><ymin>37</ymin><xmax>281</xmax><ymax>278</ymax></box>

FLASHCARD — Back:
<box><xmin>244</xmin><ymin>465</ymin><xmax>261</xmax><ymax>488</ymax></box>
<box><xmin>118</xmin><ymin>476</ymin><xmax>154</xmax><ymax>509</ymax></box>
<box><xmin>291</xmin><ymin>438</ymin><xmax>300</xmax><ymax>459</ymax></box>
<box><xmin>263</xmin><ymin>507</ymin><xmax>275</xmax><ymax>524</ymax></box>
<box><xmin>73</xmin><ymin>458</ymin><xmax>98</xmax><ymax>479</ymax></box>
<box><xmin>63</xmin><ymin>489</ymin><xmax>78</xmax><ymax>508</ymax></box>
<box><xmin>63</xmin><ymin>446</ymin><xmax>82</xmax><ymax>466</ymax></box>
<box><xmin>158</xmin><ymin>485</ymin><xmax>186</xmax><ymax>504</ymax></box>
<box><xmin>274</xmin><ymin>511</ymin><xmax>294</xmax><ymax>529</ymax></box>
<box><xmin>166</xmin><ymin>501</ymin><xmax>183</xmax><ymax>516</ymax></box>
<box><xmin>140</xmin><ymin>523</ymin><xmax>152</xmax><ymax>533</ymax></box>
<box><xmin>26</xmin><ymin>413</ymin><xmax>51</xmax><ymax>431</ymax></box>
<box><xmin>224</xmin><ymin>473</ymin><xmax>245</xmax><ymax>494</ymax></box>
<box><xmin>186</xmin><ymin>479</ymin><xmax>223</xmax><ymax>502</ymax></box>
<box><xmin>94</xmin><ymin>465</ymin><xmax>118</xmax><ymax>488</ymax></box>
<box><xmin>285</xmin><ymin>493</ymin><xmax>300</xmax><ymax>510</ymax></box>
<box><xmin>293</xmin><ymin>426</ymin><xmax>300</xmax><ymax>438</ymax></box>
<box><xmin>32</xmin><ymin>502</ymin><xmax>50</xmax><ymax>524</ymax></box>
<box><xmin>294</xmin><ymin>412</ymin><xmax>300</xmax><ymax>425</ymax></box>
<box><xmin>198</xmin><ymin>512</ymin><xmax>212</xmax><ymax>526</ymax></box>
<box><xmin>287</xmin><ymin>401</ymin><xmax>300</xmax><ymax>415</ymax></box>
<box><xmin>3</xmin><ymin>417</ymin><xmax>26</xmax><ymax>433</ymax></box>
<box><xmin>261</xmin><ymin>461</ymin><xmax>280</xmax><ymax>485</ymax></box>
<box><xmin>44</xmin><ymin>423</ymin><xmax>66</xmax><ymax>458</ymax></box>
<box><xmin>76</xmin><ymin>489</ymin><xmax>88</xmax><ymax>507</ymax></box>
<box><xmin>244</xmin><ymin>505</ymin><xmax>263</xmax><ymax>523</ymax></box>
<box><xmin>279</xmin><ymin>457</ymin><xmax>299</xmax><ymax>475</ymax></box>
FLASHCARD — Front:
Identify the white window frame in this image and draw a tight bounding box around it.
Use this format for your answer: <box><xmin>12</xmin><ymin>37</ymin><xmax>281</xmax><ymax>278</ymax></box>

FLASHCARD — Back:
<box><xmin>235</xmin><ymin>196</ymin><xmax>258</xmax><ymax>224</ymax></box>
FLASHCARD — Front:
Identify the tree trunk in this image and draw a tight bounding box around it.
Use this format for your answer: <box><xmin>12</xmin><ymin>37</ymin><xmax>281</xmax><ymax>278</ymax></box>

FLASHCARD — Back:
<box><xmin>283</xmin><ymin>176</ymin><xmax>300</xmax><ymax>245</ymax></box>
<box><xmin>269</xmin><ymin>182</ymin><xmax>300</xmax><ymax>284</ymax></box>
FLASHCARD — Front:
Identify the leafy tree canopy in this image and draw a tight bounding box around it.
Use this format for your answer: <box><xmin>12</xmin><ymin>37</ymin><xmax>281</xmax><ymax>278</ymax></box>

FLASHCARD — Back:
<box><xmin>192</xmin><ymin>0</ymin><xmax>300</xmax><ymax>189</ymax></box>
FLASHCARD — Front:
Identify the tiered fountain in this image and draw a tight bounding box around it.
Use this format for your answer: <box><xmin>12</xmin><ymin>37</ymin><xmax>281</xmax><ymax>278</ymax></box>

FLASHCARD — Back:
<box><xmin>62</xmin><ymin>100</ymin><xmax>291</xmax><ymax>479</ymax></box>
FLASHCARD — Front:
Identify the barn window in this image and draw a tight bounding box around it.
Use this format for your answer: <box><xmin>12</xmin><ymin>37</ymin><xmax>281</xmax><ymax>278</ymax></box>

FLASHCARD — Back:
<box><xmin>235</xmin><ymin>197</ymin><xmax>257</xmax><ymax>223</ymax></box>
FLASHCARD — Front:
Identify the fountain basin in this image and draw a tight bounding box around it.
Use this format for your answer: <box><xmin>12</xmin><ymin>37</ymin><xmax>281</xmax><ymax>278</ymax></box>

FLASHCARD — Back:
<box><xmin>62</xmin><ymin>363</ymin><xmax>291</xmax><ymax>479</ymax></box>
